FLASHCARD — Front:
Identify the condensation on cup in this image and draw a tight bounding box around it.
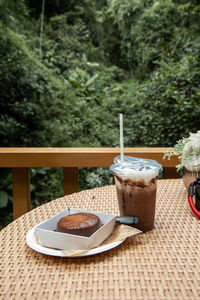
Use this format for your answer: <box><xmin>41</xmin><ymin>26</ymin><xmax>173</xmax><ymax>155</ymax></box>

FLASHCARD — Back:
<box><xmin>110</xmin><ymin>156</ymin><xmax>162</xmax><ymax>232</ymax></box>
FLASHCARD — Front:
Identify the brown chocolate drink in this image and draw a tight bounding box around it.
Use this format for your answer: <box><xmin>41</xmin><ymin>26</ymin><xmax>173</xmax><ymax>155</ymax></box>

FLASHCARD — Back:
<box><xmin>110</xmin><ymin>156</ymin><xmax>162</xmax><ymax>232</ymax></box>
<box><xmin>114</xmin><ymin>175</ymin><xmax>157</xmax><ymax>232</ymax></box>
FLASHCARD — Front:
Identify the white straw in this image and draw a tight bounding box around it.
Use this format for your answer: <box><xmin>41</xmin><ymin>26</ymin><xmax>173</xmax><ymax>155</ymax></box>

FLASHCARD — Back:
<box><xmin>120</xmin><ymin>114</ymin><xmax>124</xmax><ymax>166</ymax></box>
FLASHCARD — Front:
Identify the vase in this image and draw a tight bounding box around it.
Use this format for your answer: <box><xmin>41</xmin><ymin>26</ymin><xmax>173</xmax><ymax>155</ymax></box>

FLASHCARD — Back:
<box><xmin>182</xmin><ymin>168</ymin><xmax>199</xmax><ymax>190</ymax></box>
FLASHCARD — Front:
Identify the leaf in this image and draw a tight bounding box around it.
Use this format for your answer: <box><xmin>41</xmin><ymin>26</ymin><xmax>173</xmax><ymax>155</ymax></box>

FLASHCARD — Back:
<box><xmin>85</xmin><ymin>74</ymin><xmax>99</xmax><ymax>87</ymax></box>
<box><xmin>0</xmin><ymin>190</ymin><xmax>9</xmax><ymax>208</ymax></box>
<box><xmin>30</xmin><ymin>184</ymin><xmax>36</xmax><ymax>192</ymax></box>
<box><xmin>69</xmin><ymin>77</ymin><xmax>81</xmax><ymax>88</ymax></box>
<box><xmin>36</xmin><ymin>168</ymin><xmax>47</xmax><ymax>175</ymax></box>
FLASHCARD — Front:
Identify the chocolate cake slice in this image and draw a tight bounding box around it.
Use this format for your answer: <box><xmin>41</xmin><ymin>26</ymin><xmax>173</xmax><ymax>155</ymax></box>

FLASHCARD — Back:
<box><xmin>57</xmin><ymin>213</ymin><xmax>101</xmax><ymax>237</ymax></box>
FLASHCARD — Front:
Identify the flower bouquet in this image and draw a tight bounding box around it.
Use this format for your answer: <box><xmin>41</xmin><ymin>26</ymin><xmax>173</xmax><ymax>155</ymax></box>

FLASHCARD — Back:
<box><xmin>164</xmin><ymin>131</ymin><xmax>200</xmax><ymax>189</ymax></box>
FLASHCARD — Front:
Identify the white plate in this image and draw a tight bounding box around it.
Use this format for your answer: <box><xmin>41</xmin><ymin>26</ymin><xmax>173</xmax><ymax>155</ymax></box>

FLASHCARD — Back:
<box><xmin>26</xmin><ymin>227</ymin><xmax>123</xmax><ymax>257</ymax></box>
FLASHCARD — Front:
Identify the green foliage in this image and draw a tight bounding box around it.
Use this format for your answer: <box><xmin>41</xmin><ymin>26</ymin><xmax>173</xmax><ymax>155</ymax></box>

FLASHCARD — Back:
<box><xmin>0</xmin><ymin>169</ymin><xmax>13</xmax><ymax>229</ymax></box>
<box><xmin>0</xmin><ymin>191</ymin><xmax>9</xmax><ymax>208</ymax></box>
<box><xmin>0</xmin><ymin>0</ymin><xmax>29</xmax><ymax>28</ymax></box>
<box><xmin>79</xmin><ymin>168</ymin><xmax>113</xmax><ymax>191</ymax></box>
<box><xmin>163</xmin><ymin>137</ymin><xmax>189</xmax><ymax>170</ymax></box>
<box><xmin>0</xmin><ymin>169</ymin><xmax>12</xmax><ymax>208</ymax></box>
<box><xmin>98</xmin><ymin>0</ymin><xmax>200</xmax><ymax>78</ymax></box>
<box><xmin>0</xmin><ymin>21</ymin><xmax>79</xmax><ymax>147</ymax></box>
<box><xmin>30</xmin><ymin>168</ymin><xmax>63</xmax><ymax>208</ymax></box>
<box><xmin>42</xmin><ymin>15</ymin><xmax>92</xmax><ymax>74</ymax></box>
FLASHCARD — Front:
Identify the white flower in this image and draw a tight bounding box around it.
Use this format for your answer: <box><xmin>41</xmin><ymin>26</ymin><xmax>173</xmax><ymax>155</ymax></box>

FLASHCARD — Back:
<box><xmin>182</xmin><ymin>130</ymin><xmax>200</xmax><ymax>171</ymax></box>
<box><xmin>189</xmin><ymin>130</ymin><xmax>200</xmax><ymax>140</ymax></box>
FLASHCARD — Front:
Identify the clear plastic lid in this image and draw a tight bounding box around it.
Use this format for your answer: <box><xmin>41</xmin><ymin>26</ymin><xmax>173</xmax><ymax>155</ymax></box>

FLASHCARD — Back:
<box><xmin>110</xmin><ymin>155</ymin><xmax>162</xmax><ymax>173</ymax></box>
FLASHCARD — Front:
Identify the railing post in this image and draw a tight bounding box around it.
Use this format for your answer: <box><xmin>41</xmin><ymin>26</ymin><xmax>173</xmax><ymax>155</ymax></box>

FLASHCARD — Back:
<box><xmin>12</xmin><ymin>168</ymin><xmax>31</xmax><ymax>219</ymax></box>
<box><xmin>63</xmin><ymin>167</ymin><xmax>79</xmax><ymax>195</ymax></box>
<box><xmin>163</xmin><ymin>167</ymin><xmax>179</xmax><ymax>179</ymax></box>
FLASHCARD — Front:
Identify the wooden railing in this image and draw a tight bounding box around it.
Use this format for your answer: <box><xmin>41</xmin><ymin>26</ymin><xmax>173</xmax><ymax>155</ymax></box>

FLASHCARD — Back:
<box><xmin>0</xmin><ymin>148</ymin><xmax>179</xmax><ymax>219</ymax></box>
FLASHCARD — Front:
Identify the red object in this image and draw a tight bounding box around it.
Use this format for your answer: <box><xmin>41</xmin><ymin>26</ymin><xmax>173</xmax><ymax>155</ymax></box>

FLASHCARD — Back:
<box><xmin>188</xmin><ymin>196</ymin><xmax>200</xmax><ymax>218</ymax></box>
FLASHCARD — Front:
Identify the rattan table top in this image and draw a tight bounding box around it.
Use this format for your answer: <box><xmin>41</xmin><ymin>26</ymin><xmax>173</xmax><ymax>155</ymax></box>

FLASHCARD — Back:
<box><xmin>1</xmin><ymin>179</ymin><xmax>200</xmax><ymax>300</ymax></box>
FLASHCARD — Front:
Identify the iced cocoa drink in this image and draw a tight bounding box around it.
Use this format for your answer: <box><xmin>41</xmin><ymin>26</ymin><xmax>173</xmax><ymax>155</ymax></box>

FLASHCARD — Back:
<box><xmin>110</xmin><ymin>156</ymin><xmax>162</xmax><ymax>232</ymax></box>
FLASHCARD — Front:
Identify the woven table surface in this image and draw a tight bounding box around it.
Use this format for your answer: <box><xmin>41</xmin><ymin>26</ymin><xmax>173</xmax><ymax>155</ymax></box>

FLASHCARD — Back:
<box><xmin>1</xmin><ymin>179</ymin><xmax>200</xmax><ymax>300</ymax></box>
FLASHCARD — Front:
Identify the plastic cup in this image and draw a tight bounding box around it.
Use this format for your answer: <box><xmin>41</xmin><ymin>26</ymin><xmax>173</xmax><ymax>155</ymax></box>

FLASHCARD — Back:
<box><xmin>110</xmin><ymin>156</ymin><xmax>162</xmax><ymax>232</ymax></box>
